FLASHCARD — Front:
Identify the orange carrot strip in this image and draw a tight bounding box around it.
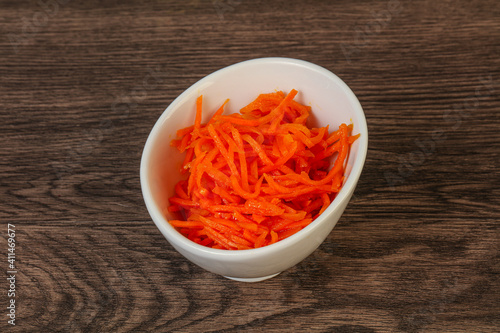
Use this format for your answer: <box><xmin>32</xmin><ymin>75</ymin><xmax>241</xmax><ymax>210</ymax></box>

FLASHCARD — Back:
<box><xmin>220</xmin><ymin>131</ymin><xmax>242</xmax><ymax>154</ymax></box>
<box><xmin>275</xmin><ymin>124</ymin><xmax>349</xmax><ymax>187</ymax></box>
<box><xmin>178</xmin><ymin>132</ymin><xmax>191</xmax><ymax>153</ymax></box>
<box><xmin>213</xmin><ymin>185</ymin><xmax>240</xmax><ymax>204</ymax></box>
<box><xmin>282</xmin><ymin>219</ymin><xmax>313</xmax><ymax>230</ymax></box>
<box><xmin>312</xmin><ymin>134</ymin><xmax>359</xmax><ymax>163</ymax></box>
<box><xmin>244</xmin><ymin>199</ymin><xmax>285</xmax><ymax>216</ymax></box>
<box><xmin>237</xmin><ymin>150</ymin><xmax>249</xmax><ymax>191</ymax></box>
<box><xmin>269</xmin><ymin>185</ymin><xmax>334</xmax><ymax>199</ymax></box>
<box><xmin>202</xmin><ymin>164</ymin><xmax>231</xmax><ymax>189</ymax></box>
<box><xmin>305</xmin><ymin>198</ymin><xmax>324</xmax><ymax>213</ymax></box>
<box><xmin>281</xmin><ymin>210</ymin><xmax>307</xmax><ymax>221</ymax></box>
<box><xmin>260</xmin><ymin>141</ymin><xmax>298</xmax><ymax>173</ymax></box>
<box><xmin>242</xmin><ymin>134</ymin><xmax>273</xmax><ymax>166</ymax></box>
<box><xmin>194</xmin><ymin>95</ymin><xmax>203</xmax><ymax>131</ymax></box>
<box><xmin>233</xmin><ymin>210</ymin><xmax>254</xmax><ymax>224</ymax></box>
<box><xmin>181</xmin><ymin>147</ymin><xmax>195</xmax><ymax>173</ymax></box>
<box><xmin>210</xmin><ymin>204</ymin><xmax>245</xmax><ymax>213</ymax></box>
<box><xmin>319</xmin><ymin>193</ymin><xmax>331</xmax><ymax>215</ymax></box>
<box><xmin>269</xmin><ymin>230</ymin><xmax>278</xmax><ymax>244</ymax></box>
<box><xmin>197</xmin><ymin>215</ymin><xmax>239</xmax><ymax>236</ymax></box>
<box><xmin>227</xmin><ymin>234</ymin><xmax>253</xmax><ymax>248</ymax></box>
<box><xmin>227</xmin><ymin>124</ymin><xmax>247</xmax><ymax>185</ymax></box>
<box><xmin>240</xmin><ymin>91</ymin><xmax>284</xmax><ymax>115</ymax></box>
<box><xmin>250</xmin><ymin>158</ymin><xmax>259</xmax><ymax>181</ymax></box>
<box><xmin>278</xmin><ymin>227</ymin><xmax>302</xmax><ymax>241</ymax></box>
<box><xmin>263</xmin><ymin>174</ymin><xmax>293</xmax><ymax>194</ymax></box>
<box><xmin>199</xmin><ymin>237</ymin><xmax>213</xmax><ymax>246</ymax></box>
<box><xmin>283</xmin><ymin>124</ymin><xmax>314</xmax><ymax>148</ymax></box>
<box><xmin>312</xmin><ymin>141</ymin><xmax>341</xmax><ymax>162</ymax></box>
<box><xmin>326</xmin><ymin>123</ymin><xmax>354</xmax><ymax>145</ymax></box>
<box><xmin>176</xmin><ymin>125</ymin><xmax>195</xmax><ymax>139</ymax></box>
<box><xmin>310</xmin><ymin>126</ymin><xmax>328</xmax><ymax>146</ymax></box>
<box><xmin>167</xmin><ymin>205</ymin><xmax>181</xmax><ymax>213</ymax></box>
<box><xmin>199</xmin><ymin>215</ymin><xmax>242</xmax><ymax>232</ymax></box>
<box><xmin>175</xmin><ymin>181</ymin><xmax>189</xmax><ymax>200</ymax></box>
<box><xmin>169</xmin><ymin>220</ymin><xmax>204</xmax><ymax>228</ymax></box>
<box><xmin>208</xmin><ymin>99</ymin><xmax>229</xmax><ymax>125</ymax></box>
<box><xmin>252</xmin><ymin>214</ymin><xmax>266</xmax><ymax>224</ymax></box>
<box><xmin>242</xmin><ymin>229</ymin><xmax>259</xmax><ymax>244</ymax></box>
<box><xmin>235</xmin><ymin>221</ymin><xmax>259</xmax><ymax>233</ymax></box>
<box><xmin>169</xmin><ymin>197</ymin><xmax>200</xmax><ymax>208</ymax></box>
<box><xmin>204</xmin><ymin>226</ymin><xmax>235</xmax><ymax>250</ymax></box>
<box><xmin>207</xmin><ymin>124</ymin><xmax>240</xmax><ymax>178</ymax></box>
<box><xmin>270</xmin><ymin>218</ymin><xmax>296</xmax><ymax>232</ymax></box>
<box><xmin>254</xmin><ymin>229</ymin><xmax>268</xmax><ymax>248</ymax></box>
<box><xmin>349</xmin><ymin>133</ymin><xmax>361</xmax><ymax>143</ymax></box>
<box><xmin>230</xmin><ymin>175</ymin><xmax>263</xmax><ymax>200</ymax></box>
<box><xmin>187</xmin><ymin>149</ymin><xmax>206</xmax><ymax>195</ymax></box>
<box><xmin>193</xmin><ymin>137</ymin><xmax>212</xmax><ymax>157</ymax></box>
<box><xmin>219</xmin><ymin>89</ymin><xmax>298</xmax><ymax>126</ymax></box>
<box><xmin>268</xmin><ymin>109</ymin><xmax>283</xmax><ymax>133</ymax></box>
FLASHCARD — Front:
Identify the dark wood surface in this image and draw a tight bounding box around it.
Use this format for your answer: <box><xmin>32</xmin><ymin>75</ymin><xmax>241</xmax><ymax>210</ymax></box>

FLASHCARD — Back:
<box><xmin>1</xmin><ymin>0</ymin><xmax>499</xmax><ymax>332</ymax></box>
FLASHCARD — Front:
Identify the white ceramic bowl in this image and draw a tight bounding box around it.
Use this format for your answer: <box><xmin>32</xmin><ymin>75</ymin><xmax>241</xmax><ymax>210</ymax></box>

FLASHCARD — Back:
<box><xmin>140</xmin><ymin>58</ymin><xmax>368</xmax><ymax>282</ymax></box>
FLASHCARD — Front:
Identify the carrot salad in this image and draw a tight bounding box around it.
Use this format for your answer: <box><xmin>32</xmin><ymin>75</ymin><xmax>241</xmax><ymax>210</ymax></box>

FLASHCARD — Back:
<box><xmin>168</xmin><ymin>89</ymin><xmax>359</xmax><ymax>250</ymax></box>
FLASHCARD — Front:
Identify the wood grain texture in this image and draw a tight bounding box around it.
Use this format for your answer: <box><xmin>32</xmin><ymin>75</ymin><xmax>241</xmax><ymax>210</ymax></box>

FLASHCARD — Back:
<box><xmin>0</xmin><ymin>0</ymin><xmax>499</xmax><ymax>332</ymax></box>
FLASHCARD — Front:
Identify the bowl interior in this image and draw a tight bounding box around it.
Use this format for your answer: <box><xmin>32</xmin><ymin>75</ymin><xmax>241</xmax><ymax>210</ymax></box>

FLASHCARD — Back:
<box><xmin>141</xmin><ymin>58</ymin><xmax>367</xmax><ymax>252</ymax></box>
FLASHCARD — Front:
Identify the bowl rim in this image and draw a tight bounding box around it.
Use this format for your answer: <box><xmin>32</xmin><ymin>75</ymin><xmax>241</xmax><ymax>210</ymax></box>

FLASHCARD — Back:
<box><xmin>140</xmin><ymin>57</ymin><xmax>368</xmax><ymax>258</ymax></box>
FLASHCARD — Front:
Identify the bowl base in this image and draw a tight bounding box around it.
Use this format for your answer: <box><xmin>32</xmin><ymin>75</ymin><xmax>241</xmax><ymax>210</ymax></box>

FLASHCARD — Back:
<box><xmin>224</xmin><ymin>272</ymin><xmax>281</xmax><ymax>282</ymax></box>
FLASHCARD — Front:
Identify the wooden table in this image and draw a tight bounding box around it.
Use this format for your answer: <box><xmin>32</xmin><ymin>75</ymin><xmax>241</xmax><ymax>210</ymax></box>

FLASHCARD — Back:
<box><xmin>1</xmin><ymin>0</ymin><xmax>499</xmax><ymax>331</ymax></box>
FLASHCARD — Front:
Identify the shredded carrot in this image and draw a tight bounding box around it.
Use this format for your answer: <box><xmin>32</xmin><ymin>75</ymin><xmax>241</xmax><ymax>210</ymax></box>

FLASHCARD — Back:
<box><xmin>167</xmin><ymin>90</ymin><xmax>359</xmax><ymax>250</ymax></box>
